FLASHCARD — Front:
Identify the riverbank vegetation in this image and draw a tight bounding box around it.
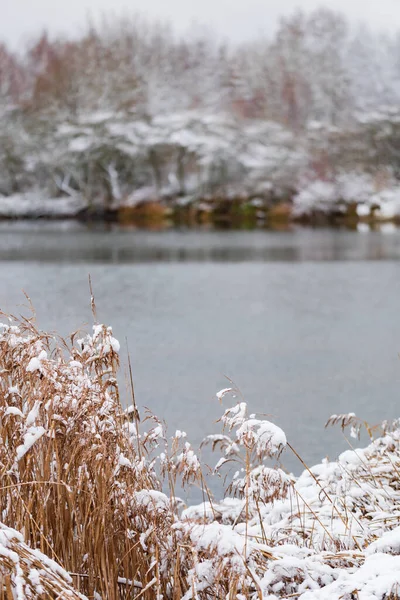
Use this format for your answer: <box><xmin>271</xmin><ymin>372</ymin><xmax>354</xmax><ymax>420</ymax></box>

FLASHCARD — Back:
<box><xmin>3</xmin><ymin>9</ymin><xmax>400</xmax><ymax>223</ymax></box>
<box><xmin>1</xmin><ymin>310</ymin><xmax>400</xmax><ymax>598</ymax></box>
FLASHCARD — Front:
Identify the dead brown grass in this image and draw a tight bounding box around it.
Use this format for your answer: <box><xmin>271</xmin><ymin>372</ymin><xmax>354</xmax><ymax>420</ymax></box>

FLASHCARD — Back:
<box><xmin>1</xmin><ymin>311</ymin><xmax>400</xmax><ymax>599</ymax></box>
<box><xmin>0</xmin><ymin>312</ymin><xmax>186</xmax><ymax>598</ymax></box>
<box><xmin>0</xmin><ymin>308</ymin><xmax>266</xmax><ymax>599</ymax></box>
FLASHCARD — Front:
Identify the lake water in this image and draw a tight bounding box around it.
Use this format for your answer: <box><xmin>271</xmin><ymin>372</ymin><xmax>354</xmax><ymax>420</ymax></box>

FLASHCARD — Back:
<box><xmin>1</xmin><ymin>221</ymin><xmax>400</xmax><ymax>499</ymax></box>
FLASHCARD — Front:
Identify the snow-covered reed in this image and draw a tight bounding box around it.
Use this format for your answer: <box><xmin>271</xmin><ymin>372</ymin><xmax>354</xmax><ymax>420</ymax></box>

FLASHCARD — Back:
<box><xmin>1</xmin><ymin>310</ymin><xmax>400</xmax><ymax>598</ymax></box>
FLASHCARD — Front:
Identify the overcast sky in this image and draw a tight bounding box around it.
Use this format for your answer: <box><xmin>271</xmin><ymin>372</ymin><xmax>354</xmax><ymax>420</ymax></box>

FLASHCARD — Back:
<box><xmin>1</xmin><ymin>0</ymin><xmax>399</xmax><ymax>48</ymax></box>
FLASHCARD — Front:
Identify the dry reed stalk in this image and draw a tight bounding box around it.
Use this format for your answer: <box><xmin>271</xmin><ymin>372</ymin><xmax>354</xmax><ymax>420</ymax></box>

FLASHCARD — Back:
<box><xmin>0</xmin><ymin>315</ymin><xmax>184</xmax><ymax>598</ymax></box>
<box><xmin>1</xmin><ymin>313</ymin><xmax>400</xmax><ymax>598</ymax></box>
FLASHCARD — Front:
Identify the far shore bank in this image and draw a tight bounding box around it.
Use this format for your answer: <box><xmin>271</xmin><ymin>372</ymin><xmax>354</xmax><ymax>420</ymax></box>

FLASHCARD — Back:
<box><xmin>1</xmin><ymin>194</ymin><xmax>400</xmax><ymax>230</ymax></box>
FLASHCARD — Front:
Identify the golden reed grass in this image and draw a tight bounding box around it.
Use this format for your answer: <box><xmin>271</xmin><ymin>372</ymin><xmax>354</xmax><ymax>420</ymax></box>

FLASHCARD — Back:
<box><xmin>2</xmin><ymin>307</ymin><xmax>400</xmax><ymax>599</ymax></box>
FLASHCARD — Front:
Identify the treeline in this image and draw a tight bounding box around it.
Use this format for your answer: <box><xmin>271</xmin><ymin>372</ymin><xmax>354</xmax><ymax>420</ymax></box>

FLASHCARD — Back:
<box><xmin>2</xmin><ymin>9</ymin><xmax>400</xmax><ymax>219</ymax></box>
<box><xmin>1</xmin><ymin>8</ymin><xmax>399</xmax><ymax>126</ymax></box>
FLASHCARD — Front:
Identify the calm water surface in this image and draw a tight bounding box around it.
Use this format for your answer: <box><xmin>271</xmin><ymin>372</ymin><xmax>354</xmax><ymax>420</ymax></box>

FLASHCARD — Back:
<box><xmin>1</xmin><ymin>221</ymin><xmax>400</xmax><ymax>497</ymax></box>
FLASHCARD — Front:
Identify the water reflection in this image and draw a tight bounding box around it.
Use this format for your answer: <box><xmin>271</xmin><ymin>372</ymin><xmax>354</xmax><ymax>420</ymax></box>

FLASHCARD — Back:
<box><xmin>1</xmin><ymin>221</ymin><xmax>400</xmax><ymax>262</ymax></box>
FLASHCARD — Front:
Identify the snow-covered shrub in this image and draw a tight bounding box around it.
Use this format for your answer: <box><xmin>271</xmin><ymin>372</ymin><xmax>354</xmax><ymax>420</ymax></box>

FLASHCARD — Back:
<box><xmin>0</xmin><ymin>109</ymin><xmax>307</xmax><ymax>210</ymax></box>
<box><xmin>293</xmin><ymin>180</ymin><xmax>339</xmax><ymax>215</ymax></box>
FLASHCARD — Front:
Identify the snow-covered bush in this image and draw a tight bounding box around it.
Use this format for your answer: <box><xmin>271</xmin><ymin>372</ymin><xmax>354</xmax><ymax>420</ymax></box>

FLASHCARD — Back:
<box><xmin>293</xmin><ymin>180</ymin><xmax>339</xmax><ymax>215</ymax></box>
<box><xmin>0</xmin><ymin>110</ymin><xmax>306</xmax><ymax>210</ymax></box>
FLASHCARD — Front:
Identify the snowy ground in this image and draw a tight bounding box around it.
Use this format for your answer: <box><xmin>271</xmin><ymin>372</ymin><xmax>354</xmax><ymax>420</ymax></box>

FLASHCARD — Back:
<box><xmin>0</xmin><ymin>192</ymin><xmax>87</xmax><ymax>218</ymax></box>
<box><xmin>294</xmin><ymin>174</ymin><xmax>400</xmax><ymax>221</ymax></box>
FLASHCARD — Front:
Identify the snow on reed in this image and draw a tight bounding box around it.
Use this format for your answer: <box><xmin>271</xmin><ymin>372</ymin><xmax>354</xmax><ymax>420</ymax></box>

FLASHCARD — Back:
<box><xmin>1</xmin><ymin>317</ymin><xmax>400</xmax><ymax>598</ymax></box>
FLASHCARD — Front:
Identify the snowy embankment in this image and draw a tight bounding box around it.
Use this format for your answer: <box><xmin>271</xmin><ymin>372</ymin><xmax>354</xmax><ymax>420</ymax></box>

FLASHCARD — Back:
<box><xmin>294</xmin><ymin>174</ymin><xmax>400</xmax><ymax>222</ymax></box>
<box><xmin>0</xmin><ymin>192</ymin><xmax>87</xmax><ymax>219</ymax></box>
<box><xmin>1</xmin><ymin>317</ymin><xmax>400</xmax><ymax>598</ymax></box>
